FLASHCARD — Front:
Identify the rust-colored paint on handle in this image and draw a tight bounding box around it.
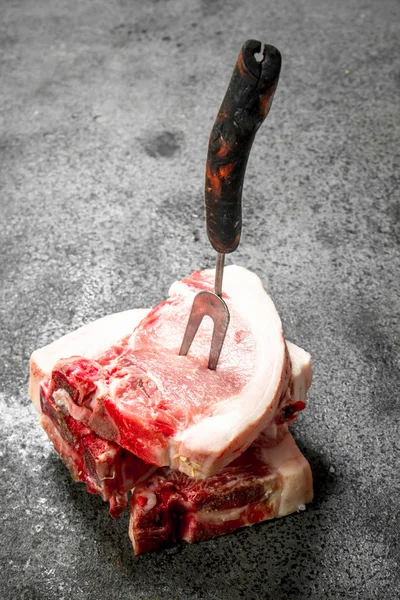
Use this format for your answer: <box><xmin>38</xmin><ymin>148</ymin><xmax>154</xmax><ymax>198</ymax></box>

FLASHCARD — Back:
<box><xmin>205</xmin><ymin>40</ymin><xmax>281</xmax><ymax>254</ymax></box>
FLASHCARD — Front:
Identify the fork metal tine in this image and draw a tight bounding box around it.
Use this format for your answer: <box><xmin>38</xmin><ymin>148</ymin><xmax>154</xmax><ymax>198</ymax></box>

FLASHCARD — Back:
<box><xmin>179</xmin><ymin>290</ymin><xmax>230</xmax><ymax>369</ymax></box>
<box><xmin>207</xmin><ymin>300</ymin><xmax>230</xmax><ymax>369</ymax></box>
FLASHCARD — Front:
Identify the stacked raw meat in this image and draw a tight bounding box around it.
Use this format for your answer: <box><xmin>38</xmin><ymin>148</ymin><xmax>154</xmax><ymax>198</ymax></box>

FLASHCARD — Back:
<box><xmin>29</xmin><ymin>266</ymin><xmax>313</xmax><ymax>554</ymax></box>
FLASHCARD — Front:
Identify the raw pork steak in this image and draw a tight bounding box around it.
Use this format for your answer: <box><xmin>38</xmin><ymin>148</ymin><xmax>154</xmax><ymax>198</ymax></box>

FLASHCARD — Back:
<box><xmin>130</xmin><ymin>431</ymin><xmax>313</xmax><ymax>555</ymax></box>
<box><xmin>31</xmin><ymin>309</ymin><xmax>311</xmax><ymax>518</ymax></box>
<box><xmin>30</xmin><ymin>267</ymin><xmax>298</xmax><ymax>478</ymax></box>
<box><xmin>29</xmin><ymin>275</ymin><xmax>313</xmax><ymax>550</ymax></box>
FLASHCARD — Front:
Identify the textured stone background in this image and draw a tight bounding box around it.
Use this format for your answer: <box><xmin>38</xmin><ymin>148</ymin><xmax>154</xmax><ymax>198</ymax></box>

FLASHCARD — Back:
<box><xmin>0</xmin><ymin>0</ymin><xmax>399</xmax><ymax>598</ymax></box>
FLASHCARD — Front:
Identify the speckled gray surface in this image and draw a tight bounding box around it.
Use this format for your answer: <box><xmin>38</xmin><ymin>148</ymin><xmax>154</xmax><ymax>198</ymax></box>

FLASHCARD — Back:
<box><xmin>1</xmin><ymin>0</ymin><xmax>399</xmax><ymax>598</ymax></box>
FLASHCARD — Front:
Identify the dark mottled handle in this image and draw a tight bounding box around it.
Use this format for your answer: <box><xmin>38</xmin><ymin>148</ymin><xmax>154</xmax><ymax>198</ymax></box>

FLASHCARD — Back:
<box><xmin>205</xmin><ymin>40</ymin><xmax>281</xmax><ymax>253</ymax></box>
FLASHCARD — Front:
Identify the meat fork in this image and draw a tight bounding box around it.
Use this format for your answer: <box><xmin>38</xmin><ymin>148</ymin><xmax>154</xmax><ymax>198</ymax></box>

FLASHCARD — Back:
<box><xmin>179</xmin><ymin>40</ymin><xmax>282</xmax><ymax>369</ymax></box>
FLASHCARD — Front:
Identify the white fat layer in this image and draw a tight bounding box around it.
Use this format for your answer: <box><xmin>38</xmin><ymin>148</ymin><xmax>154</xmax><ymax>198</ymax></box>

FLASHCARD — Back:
<box><xmin>97</xmin><ymin>449</ymin><xmax>118</xmax><ymax>463</ymax></box>
<box><xmin>51</xmin><ymin>389</ymin><xmax>70</xmax><ymax>413</ymax></box>
<box><xmin>142</xmin><ymin>491</ymin><xmax>158</xmax><ymax>513</ymax></box>
<box><xmin>29</xmin><ymin>309</ymin><xmax>150</xmax><ymax>411</ymax></box>
<box><xmin>196</xmin><ymin>504</ymin><xmax>249</xmax><ymax>523</ymax></box>
<box><xmin>286</xmin><ymin>341</ymin><xmax>312</xmax><ymax>403</ymax></box>
<box><xmin>257</xmin><ymin>433</ymin><xmax>313</xmax><ymax>516</ymax></box>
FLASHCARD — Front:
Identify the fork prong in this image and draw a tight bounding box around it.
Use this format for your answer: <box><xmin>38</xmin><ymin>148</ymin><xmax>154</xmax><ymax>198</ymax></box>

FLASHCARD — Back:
<box><xmin>179</xmin><ymin>303</ymin><xmax>204</xmax><ymax>357</ymax></box>
<box><xmin>208</xmin><ymin>306</ymin><xmax>230</xmax><ymax>370</ymax></box>
<box><xmin>179</xmin><ymin>290</ymin><xmax>230</xmax><ymax>369</ymax></box>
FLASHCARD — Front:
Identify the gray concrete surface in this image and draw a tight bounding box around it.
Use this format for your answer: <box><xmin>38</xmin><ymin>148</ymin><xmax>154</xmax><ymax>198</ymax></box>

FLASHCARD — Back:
<box><xmin>1</xmin><ymin>0</ymin><xmax>399</xmax><ymax>598</ymax></box>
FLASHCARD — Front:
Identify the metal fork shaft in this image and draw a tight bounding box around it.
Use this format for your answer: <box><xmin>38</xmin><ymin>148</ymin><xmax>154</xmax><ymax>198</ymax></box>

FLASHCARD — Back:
<box><xmin>214</xmin><ymin>252</ymin><xmax>225</xmax><ymax>297</ymax></box>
